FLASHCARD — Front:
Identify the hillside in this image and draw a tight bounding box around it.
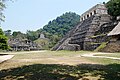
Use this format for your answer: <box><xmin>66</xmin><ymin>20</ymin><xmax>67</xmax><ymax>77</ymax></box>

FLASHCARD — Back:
<box><xmin>42</xmin><ymin>12</ymin><xmax>80</xmax><ymax>37</ymax></box>
<box><xmin>5</xmin><ymin>12</ymin><xmax>80</xmax><ymax>50</ymax></box>
<box><xmin>39</xmin><ymin>12</ymin><xmax>80</xmax><ymax>48</ymax></box>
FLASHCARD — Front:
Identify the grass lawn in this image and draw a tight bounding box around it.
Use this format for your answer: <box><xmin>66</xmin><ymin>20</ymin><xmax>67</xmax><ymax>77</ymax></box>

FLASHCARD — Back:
<box><xmin>0</xmin><ymin>50</ymin><xmax>120</xmax><ymax>80</ymax></box>
<box><xmin>0</xmin><ymin>50</ymin><xmax>91</xmax><ymax>70</ymax></box>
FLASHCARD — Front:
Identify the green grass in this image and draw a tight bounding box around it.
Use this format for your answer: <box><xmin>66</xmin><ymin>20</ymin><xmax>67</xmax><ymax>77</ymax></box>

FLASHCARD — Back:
<box><xmin>94</xmin><ymin>42</ymin><xmax>107</xmax><ymax>51</ymax></box>
<box><xmin>90</xmin><ymin>34</ymin><xmax>106</xmax><ymax>38</ymax></box>
<box><xmin>5</xmin><ymin>50</ymin><xmax>89</xmax><ymax>59</ymax></box>
<box><xmin>0</xmin><ymin>50</ymin><xmax>90</xmax><ymax>70</ymax></box>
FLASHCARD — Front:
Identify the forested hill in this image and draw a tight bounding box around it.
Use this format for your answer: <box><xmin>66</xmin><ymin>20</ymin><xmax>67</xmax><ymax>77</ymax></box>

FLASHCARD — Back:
<box><xmin>4</xmin><ymin>12</ymin><xmax>80</xmax><ymax>49</ymax></box>
<box><xmin>36</xmin><ymin>12</ymin><xmax>80</xmax><ymax>48</ymax></box>
<box><xmin>42</xmin><ymin>12</ymin><xmax>80</xmax><ymax>37</ymax></box>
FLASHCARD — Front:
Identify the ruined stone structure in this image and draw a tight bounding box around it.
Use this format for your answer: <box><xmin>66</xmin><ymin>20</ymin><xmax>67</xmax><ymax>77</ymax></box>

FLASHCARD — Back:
<box><xmin>80</xmin><ymin>4</ymin><xmax>108</xmax><ymax>21</ymax></box>
<box><xmin>39</xmin><ymin>33</ymin><xmax>45</xmax><ymax>39</ymax></box>
<box><xmin>52</xmin><ymin>4</ymin><xmax>116</xmax><ymax>51</ymax></box>
<box><xmin>101</xmin><ymin>17</ymin><xmax>120</xmax><ymax>52</ymax></box>
<box><xmin>8</xmin><ymin>38</ymin><xmax>40</xmax><ymax>51</ymax></box>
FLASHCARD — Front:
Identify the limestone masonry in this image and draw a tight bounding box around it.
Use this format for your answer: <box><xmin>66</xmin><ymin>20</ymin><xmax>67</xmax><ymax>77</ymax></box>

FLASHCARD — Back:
<box><xmin>52</xmin><ymin>4</ymin><xmax>119</xmax><ymax>52</ymax></box>
<box><xmin>80</xmin><ymin>4</ymin><xmax>108</xmax><ymax>21</ymax></box>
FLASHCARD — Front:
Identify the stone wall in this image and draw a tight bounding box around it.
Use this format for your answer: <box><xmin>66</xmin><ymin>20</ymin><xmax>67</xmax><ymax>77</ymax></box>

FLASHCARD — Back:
<box><xmin>84</xmin><ymin>15</ymin><xmax>115</xmax><ymax>50</ymax></box>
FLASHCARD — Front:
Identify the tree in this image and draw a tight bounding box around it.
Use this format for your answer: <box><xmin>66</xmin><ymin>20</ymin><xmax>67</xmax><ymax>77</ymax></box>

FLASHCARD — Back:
<box><xmin>43</xmin><ymin>12</ymin><xmax>80</xmax><ymax>37</ymax></box>
<box><xmin>0</xmin><ymin>1</ymin><xmax>9</xmax><ymax>50</ymax></box>
<box><xmin>26</xmin><ymin>30</ymin><xmax>39</xmax><ymax>41</ymax></box>
<box><xmin>12</xmin><ymin>31</ymin><xmax>26</xmax><ymax>39</ymax></box>
<box><xmin>0</xmin><ymin>28</ymin><xmax>9</xmax><ymax>50</ymax></box>
<box><xmin>0</xmin><ymin>0</ymin><xmax>6</xmax><ymax>23</ymax></box>
<box><xmin>106</xmin><ymin>0</ymin><xmax>120</xmax><ymax>18</ymax></box>
<box><xmin>41</xmin><ymin>12</ymin><xmax>80</xmax><ymax>48</ymax></box>
<box><xmin>4</xmin><ymin>30</ymin><xmax>12</xmax><ymax>38</ymax></box>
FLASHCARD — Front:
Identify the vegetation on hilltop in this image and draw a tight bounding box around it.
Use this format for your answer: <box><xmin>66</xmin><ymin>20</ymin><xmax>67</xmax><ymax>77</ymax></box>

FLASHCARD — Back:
<box><xmin>106</xmin><ymin>0</ymin><xmax>120</xmax><ymax>19</ymax></box>
<box><xmin>41</xmin><ymin>12</ymin><xmax>80</xmax><ymax>48</ymax></box>
<box><xmin>43</xmin><ymin>12</ymin><xmax>80</xmax><ymax>36</ymax></box>
<box><xmin>4</xmin><ymin>12</ymin><xmax>80</xmax><ymax>49</ymax></box>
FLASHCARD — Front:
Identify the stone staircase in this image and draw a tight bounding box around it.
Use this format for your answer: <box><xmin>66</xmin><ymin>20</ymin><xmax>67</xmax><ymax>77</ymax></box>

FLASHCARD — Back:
<box><xmin>51</xmin><ymin>21</ymin><xmax>83</xmax><ymax>51</ymax></box>
<box><xmin>52</xmin><ymin>14</ymin><xmax>112</xmax><ymax>51</ymax></box>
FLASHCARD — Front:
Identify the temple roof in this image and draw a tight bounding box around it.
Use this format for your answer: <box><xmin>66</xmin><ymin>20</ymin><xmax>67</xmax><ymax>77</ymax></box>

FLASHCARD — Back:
<box><xmin>108</xmin><ymin>22</ymin><xmax>120</xmax><ymax>36</ymax></box>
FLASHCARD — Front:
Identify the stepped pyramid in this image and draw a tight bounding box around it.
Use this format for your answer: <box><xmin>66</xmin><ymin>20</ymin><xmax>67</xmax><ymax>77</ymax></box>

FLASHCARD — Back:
<box><xmin>52</xmin><ymin>4</ymin><xmax>114</xmax><ymax>51</ymax></box>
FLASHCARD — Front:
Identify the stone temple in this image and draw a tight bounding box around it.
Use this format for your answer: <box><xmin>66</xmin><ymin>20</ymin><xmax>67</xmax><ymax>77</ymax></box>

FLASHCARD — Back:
<box><xmin>80</xmin><ymin>4</ymin><xmax>108</xmax><ymax>21</ymax></box>
<box><xmin>52</xmin><ymin>4</ymin><xmax>118</xmax><ymax>51</ymax></box>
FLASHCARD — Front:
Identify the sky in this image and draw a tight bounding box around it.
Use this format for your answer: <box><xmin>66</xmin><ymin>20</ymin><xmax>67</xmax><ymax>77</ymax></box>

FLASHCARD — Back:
<box><xmin>1</xmin><ymin>0</ymin><xmax>109</xmax><ymax>33</ymax></box>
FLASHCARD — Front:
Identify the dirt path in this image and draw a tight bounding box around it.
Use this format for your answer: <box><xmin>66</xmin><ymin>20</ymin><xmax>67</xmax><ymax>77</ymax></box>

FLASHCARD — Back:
<box><xmin>0</xmin><ymin>55</ymin><xmax>14</xmax><ymax>63</ymax></box>
<box><xmin>81</xmin><ymin>52</ymin><xmax>120</xmax><ymax>60</ymax></box>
